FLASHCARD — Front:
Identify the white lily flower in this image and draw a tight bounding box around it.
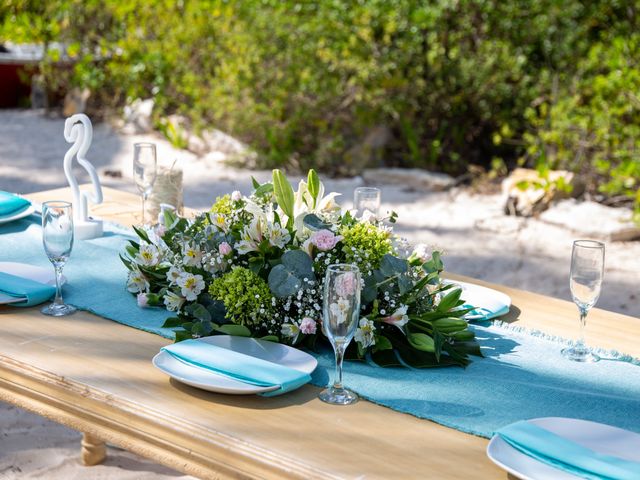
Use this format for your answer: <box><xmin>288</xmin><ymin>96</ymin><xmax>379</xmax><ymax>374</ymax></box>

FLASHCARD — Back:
<box><xmin>164</xmin><ymin>290</ymin><xmax>186</xmax><ymax>312</ymax></box>
<box><xmin>383</xmin><ymin>305</ymin><xmax>409</xmax><ymax>331</ymax></box>
<box><xmin>354</xmin><ymin>317</ymin><xmax>376</xmax><ymax>348</ymax></box>
<box><xmin>136</xmin><ymin>243</ymin><xmax>160</xmax><ymax>267</ymax></box>
<box><xmin>126</xmin><ymin>269</ymin><xmax>149</xmax><ymax>293</ymax></box>
<box><xmin>182</xmin><ymin>242</ymin><xmax>203</xmax><ymax>267</ymax></box>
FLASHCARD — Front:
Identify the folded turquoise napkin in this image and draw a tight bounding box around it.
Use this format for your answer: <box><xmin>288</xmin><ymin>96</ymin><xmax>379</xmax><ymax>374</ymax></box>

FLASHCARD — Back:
<box><xmin>497</xmin><ymin>420</ymin><xmax>640</xmax><ymax>480</ymax></box>
<box><xmin>463</xmin><ymin>304</ymin><xmax>510</xmax><ymax>321</ymax></box>
<box><xmin>161</xmin><ymin>339</ymin><xmax>312</xmax><ymax>397</ymax></box>
<box><xmin>0</xmin><ymin>191</ymin><xmax>31</xmax><ymax>218</ymax></box>
<box><xmin>0</xmin><ymin>271</ymin><xmax>56</xmax><ymax>307</ymax></box>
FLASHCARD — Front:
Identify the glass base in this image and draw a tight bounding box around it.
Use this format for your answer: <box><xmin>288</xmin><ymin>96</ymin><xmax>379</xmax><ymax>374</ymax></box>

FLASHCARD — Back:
<box><xmin>561</xmin><ymin>346</ymin><xmax>600</xmax><ymax>363</ymax></box>
<box><xmin>41</xmin><ymin>303</ymin><xmax>76</xmax><ymax>317</ymax></box>
<box><xmin>319</xmin><ymin>386</ymin><xmax>358</xmax><ymax>405</ymax></box>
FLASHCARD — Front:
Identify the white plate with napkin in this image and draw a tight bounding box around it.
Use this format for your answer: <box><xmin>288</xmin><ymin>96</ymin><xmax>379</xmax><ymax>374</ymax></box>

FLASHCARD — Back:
<box><xmin>0</xmin><ymin>262</ymin><xmax>65</xmax><ymax>305</ymax></box>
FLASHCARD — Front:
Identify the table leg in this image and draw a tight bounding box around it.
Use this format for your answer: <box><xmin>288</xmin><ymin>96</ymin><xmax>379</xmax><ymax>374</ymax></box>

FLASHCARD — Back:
<box><xmin>81</xmin><ymin>432</ymin><xmax>107</xmax><ymax>466</ymax></box>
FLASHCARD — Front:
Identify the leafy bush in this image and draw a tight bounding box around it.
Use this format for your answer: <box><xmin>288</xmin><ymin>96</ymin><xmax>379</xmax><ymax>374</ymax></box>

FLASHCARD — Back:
<box><xmin>1</xmin><ymin>0</ymin><xmax>638</xmax><ymax>210</ymax></box>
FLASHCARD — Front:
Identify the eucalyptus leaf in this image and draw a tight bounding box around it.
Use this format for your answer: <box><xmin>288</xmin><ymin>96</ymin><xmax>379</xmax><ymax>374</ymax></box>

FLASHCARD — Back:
<box><xmin>161</xmin><ymin>316</ymin><xmax>182</xmax><ymax>328</ymax></box>
<box><xmin>379</xmin><ymin>254</ymin><xmax>408</xmax><ymax>277</ymax></box>
<box><xmin>185</xmin><ymin>303</ymin><xmax>212</xmax><ymax>322</ymax></box>
<box><xmin>303</xmin><ymin>213</ymin><xmax>331</xmax><ymax>231</ymax></box>
<box><xmin>268</xmin><ymin>264</ymin><xmax>303</xmax><ymax>298</ymax></box>
<box><xmin>280</xmin><ymin>249</ymin><xmax>315</xmax><ymax>280</ymax></box>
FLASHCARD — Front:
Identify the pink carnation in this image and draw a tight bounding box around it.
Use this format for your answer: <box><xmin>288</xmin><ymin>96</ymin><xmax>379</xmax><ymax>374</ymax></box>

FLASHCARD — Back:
<box><xmin>310</xmin><ymin>229</ymin><xmax>342</xmax><ymax>251</ymax></box>
<box><xmin>335</xmin><ymin>271</ymin><xmax>358</xmax><ymax>297</ymax></box>
<box><xmin>137</xmin><ymin>293</ymin><xmax>149</xmax><ymax>308</ymax></box>
<box><xmin>299</xmin><ymin>317</ymin><xmax>317</xmax><ymax>335</ymax></box>
<box><xmin>219</xmin><ymin>242</ymin><xmax>232</xmax><ymax>256</ymax></box>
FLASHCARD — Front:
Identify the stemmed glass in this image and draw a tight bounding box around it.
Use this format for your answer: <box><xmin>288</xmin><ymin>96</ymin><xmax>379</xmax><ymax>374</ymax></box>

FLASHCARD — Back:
<box><xmin>319</xmin><ymin>264</ymin><xmax>361</xmax><ymax>405</ymax></box>
<box><xmin>562</xmin><ymin>240</ymin><xmax>605</xmax><ymax>362</ymax></box>
<box><xmin>354</xmin><ymin>187</ymin><xmax>381</xmax><ymax>219</ymax></box>
<box><xmin>133</xmin><ymin>142</ymin><xmax>157</xmax><ymax>224</ymax></box>
<box><xmin>41</xmin><ymin>201</ymin><xmax>76</xmax><ymax>316</ymax></box>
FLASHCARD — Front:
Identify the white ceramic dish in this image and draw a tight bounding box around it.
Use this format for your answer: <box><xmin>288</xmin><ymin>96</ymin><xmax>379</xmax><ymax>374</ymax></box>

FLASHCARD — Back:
<box><xmin>487</xmin><ymin>417</ymin><xmax>640</xmax><ymax>480</ymax></box>
<box><xmin>450</xmin><ymin>280</ymin><xmax>511</xmax><ymax>320</ymax></box>
<box><xmin>0</xmin><ymin>204</ymin><xmax>35</xmax><ymax>224</ymax></box>
<box><xmin>0</xmin><ymin>261</ymin><xmax>65</xmax><ymax>304</ymax></box>
<box><xmin>153</xmin><ymin>335</ymin><xmax>318</xmax><ymax>395</ymax></box>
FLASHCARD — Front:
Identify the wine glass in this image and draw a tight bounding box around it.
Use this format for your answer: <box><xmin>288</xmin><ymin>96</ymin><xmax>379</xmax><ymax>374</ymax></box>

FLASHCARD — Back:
<box><xmin>133</xmin><ymin>142</ymin><xmax>157</xmax><ymax>224</ymax></box>
<box><xmin>562</xmin><ymin>240</ymin><xmax>605</xmax><ymax>362</ymax></box>
<box><xmin>41</xmin><ymin>201</ymin><xmax>76</xmax><ymax>316</ymax></box>
<box><xmin>354</xmin><ymin>187</ymin><xmax>381</xmax><ymax>219</ymax></box>
<box><xmin>319</xmin><ymin>264</ymin><xmax>361</xmax><ymax>405</ymax></box>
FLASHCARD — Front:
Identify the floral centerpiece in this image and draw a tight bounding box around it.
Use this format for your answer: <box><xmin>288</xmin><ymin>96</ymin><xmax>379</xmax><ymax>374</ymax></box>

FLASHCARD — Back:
<box><xmin>122</xmin><ymin>170</ymin><xmax>481</xmax><ymax>367</ymax></box>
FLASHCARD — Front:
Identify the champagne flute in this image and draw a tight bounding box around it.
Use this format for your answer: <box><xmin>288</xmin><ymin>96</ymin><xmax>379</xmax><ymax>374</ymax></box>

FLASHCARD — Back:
<box><xmin>319</xmin><ymin>264</ymin><xmax>361</xmax><ymax>405</ymax></box>
<box><xmin>41</xmin><ymin>201</ymin><xmax>76</xmax><ymax>316</ymax></box>
<box><xmin>133</xmin><ymin>142</ymin><xmax>157</xmax><ymax>224</ymax></box>
<box><xmin>354</xmin><ymin>187</ymin><xmax>381</xmax><ymax>219</ymax></box>
<box><xmin>562</xmin><ymin>240</ymin><xmax>605</xmax><ymax>362</ymax></box>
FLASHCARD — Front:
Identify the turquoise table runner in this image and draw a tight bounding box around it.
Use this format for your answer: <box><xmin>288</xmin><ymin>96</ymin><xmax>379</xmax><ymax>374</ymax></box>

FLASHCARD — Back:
<box><xmin>2</xmin><ymin>216</ymin><xmax>640</xmax><ymax>439</ymax></box>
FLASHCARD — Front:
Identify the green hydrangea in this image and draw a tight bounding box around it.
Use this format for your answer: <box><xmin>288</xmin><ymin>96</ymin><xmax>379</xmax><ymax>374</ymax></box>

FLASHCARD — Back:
<box><xmin>209</xmin><ymin>267</ymin><xmax>273</xmax><ymax>327</ymax></box>
<box><xmin>210</xmin><ymin>194</ymin><xmax>233</xmax><ymax>215</ymax></box>
<box><xmin>340</xmin><ymin>222</ymin><xmax>392</xmax><ymax>274</ymax></box>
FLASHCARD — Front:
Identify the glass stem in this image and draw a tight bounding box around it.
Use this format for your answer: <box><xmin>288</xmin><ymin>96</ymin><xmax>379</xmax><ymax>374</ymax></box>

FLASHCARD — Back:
<box><xmin>333</xmin><ymin>343</ymin><xmax>345</xmax><ymax>390</ymax></box>
<box><xmin>142</xmin><ymin>192</ymin><xmax>148</xmax><ymax>223</ymax></box>
<box><xmin>53</xmin><ymin>264</ymin><xmax>64</xmax><ymax>305</ymax></box>
<box><xmin>577</xmin><ymin>307</ymin><xmax>588</xmax><ymax>349</ymax></box>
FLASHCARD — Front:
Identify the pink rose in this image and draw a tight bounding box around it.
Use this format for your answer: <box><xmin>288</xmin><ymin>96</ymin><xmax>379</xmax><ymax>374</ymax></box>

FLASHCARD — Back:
<box><xmin>310</xmin><ymin>229</ymin><xmax>342</xmax><ymax>251</ymax></box>
<box><xmin>219</xmin><ymin>242</ymin><xmax>232</xmax><ymax>256</ymax></box>
<box><xmin>137</xmin><ymin>293</ymin><xmax>149</xmax><ymax>308</ymax></box>
<box><xmin>335</xmin><ymin>271</ymin><xmax>358</xmax><ymax>297</ymax></box>
<box><xmin>299</xmin><ymin>317</ymin><xmax>317</xmax><ymax>335</ymax></box>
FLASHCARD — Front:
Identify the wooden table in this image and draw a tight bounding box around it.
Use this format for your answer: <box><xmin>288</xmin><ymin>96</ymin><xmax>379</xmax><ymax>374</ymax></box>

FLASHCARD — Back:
<box><xmin>0</xmin><ymin>186</ymin><xmax>638</xmax><ymax>479</ymax></box>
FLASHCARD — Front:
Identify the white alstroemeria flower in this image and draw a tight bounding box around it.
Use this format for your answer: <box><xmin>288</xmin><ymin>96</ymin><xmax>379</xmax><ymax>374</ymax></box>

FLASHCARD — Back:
<box><xmin>268</xmin><ymin>224</ymin><xmax>291</xmax><ymax>249</ymax></box>
<box><xmin>164</xmin><ymin>290</ymin><xmax>186</xmax><ymax>312</ymax></box>
<box><xmin>182</xmin><ymin>242</ymin><xmax>203</xmax><ymax>267</ymax></box>
<box><xmin>243</xmin><ymin>198</ymin><xmax>268</xmax><ymax>222</ymax></box>
<box><xmin>412</xmin><ymin>243</ymin><xmax>431</xmax><ymax>263</ymax></box>
<box><xmin>166</xmin><ymin>266</ymin><xmax>183</xmax><ymax>285</ymax></box>
<box><xmin>135</xmin><ymin>243</ymin><xmax>161</xmax><ymax>267</ymax></box>
<box><xmin>236</xmin><ymin>218</ymin><xmax>263</xmax><ymax>254</ymax></box>
<box><xmin>176</xmin><ymin>272</ymin><xmax>205</xmax><ymax>301</ymax></box>
<box><xmin>383</xmin><ymin>305</ymin><xmax>409</xmax><ymax>331</ymax></box>
<box><xmin>354</xmin><ymin>317</ymin><xmax>376</xmax><ymax>348</ymax></box>
<box><xmin>329</xmin><ymin>298</ymin><xmax>351</xmax><ymax>325</ymax></box>
<box><xmin>210</xmin><ymin>213</ymin><xmax>229</xmax><ymax>233</ymax></box>
<box><xmin>281</xmin><ymin>322</ymin><xmax>300</xmax><ymax>339</ymax></box>
<box><xmin>126</xmin><ymin>269</ymin><xmax>149</xmax><ymax>293</ymax></box>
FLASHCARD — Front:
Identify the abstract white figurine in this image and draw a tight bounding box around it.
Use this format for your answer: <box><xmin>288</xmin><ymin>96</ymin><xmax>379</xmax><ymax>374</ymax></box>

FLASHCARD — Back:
<box><xmin>63</xmin><ymin>114</ymin><xmax>104</xmax><ymax>239</ymax></box>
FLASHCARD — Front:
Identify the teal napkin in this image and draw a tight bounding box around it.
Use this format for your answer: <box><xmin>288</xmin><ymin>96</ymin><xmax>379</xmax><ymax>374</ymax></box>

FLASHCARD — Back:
<box><xmin>0</xmin><ymin>191</ymin><xmax>31</xmax><ymax>218</ymax></box>
<box><xmin>0</xmin><ymin>271</ymin><xmax>56</xmax><ymax>307</ymax></box>
<box><xmin>161</xmin><ymin>339</ymin><xmax>312</xmax><ymax>397</ymax></box>
<box><xmin>463</xmin><ymin>304</ymin><xmax>510</xmax><ymax>321</ymax></box>
<box><xmin>497</xmin><ymin>420</ymin><xmax>640</xmax><ymax>480</ymax></box>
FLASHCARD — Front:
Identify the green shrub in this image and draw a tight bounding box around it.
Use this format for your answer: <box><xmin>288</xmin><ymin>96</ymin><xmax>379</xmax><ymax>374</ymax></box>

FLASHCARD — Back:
<box><xmin>1</xmin><ymin>0</ymin><xmax>638</xmax><ymax>211</ymax></box>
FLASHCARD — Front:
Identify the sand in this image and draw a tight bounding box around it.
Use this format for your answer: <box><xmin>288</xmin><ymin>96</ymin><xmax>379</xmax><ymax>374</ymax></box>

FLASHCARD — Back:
<box><xmin>0</xmin><ymin>109</ymin><xmax>638</xmax><ymax>479</ymax></box>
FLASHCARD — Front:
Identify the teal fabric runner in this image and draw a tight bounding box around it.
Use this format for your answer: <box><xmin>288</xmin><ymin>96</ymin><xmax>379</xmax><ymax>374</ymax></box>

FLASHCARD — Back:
<box><xmin>2</xmin><ymin>215</ymin><xmax>640</xmax><ymax>441</ymax></box>
<box><xmin>497</xmin><ymin>421</ymin><xmax>640</xmax><ymax>480</ymax></box>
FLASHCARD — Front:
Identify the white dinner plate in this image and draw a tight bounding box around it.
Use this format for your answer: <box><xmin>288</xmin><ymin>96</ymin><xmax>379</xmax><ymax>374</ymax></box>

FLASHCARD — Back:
<box><xmin>487</xmin><ymin>417</ymin><xmax>640</xmax><ymax>480</ymax></box>
<box><xmin>449</xmin><ymin>280</ymin><xmax>511</xmax><ymax>320</ymax></box>
<box><xmin>0</xmin><ymin>261</ymin><xmax>66</xmax><ymax>304</ymax></box>
<box><xmin>0</xmin><ymin>204</ymin><xmax>35</xmax><ymax>224</ymax></box>
<box><xmin>153</xmin><ymin>335</ymin><xmax>318</xmax><ymax>395</ymax></box>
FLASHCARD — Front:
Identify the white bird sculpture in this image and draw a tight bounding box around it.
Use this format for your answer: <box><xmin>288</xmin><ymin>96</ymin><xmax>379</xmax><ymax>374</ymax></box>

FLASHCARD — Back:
<box><xmin>63</xmin><ymin>114</ymin><xmax>104</xmax><ymax>239</ymax></box>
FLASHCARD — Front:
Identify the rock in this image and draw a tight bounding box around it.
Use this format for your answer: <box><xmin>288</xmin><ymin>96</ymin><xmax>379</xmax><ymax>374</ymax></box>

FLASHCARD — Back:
<box><xmin>502</xmin><ymin>168</ymin><xmax>575</xmax><ymax>217</ymax></box>
<box><xmin>362</xmin><ymin>167</ymin><xmax>455</xmax><ymax>191</ymax></box>
<box><xmin>122</xmin><ymin>98</ymin><xmax>154</xmax><ymax>134</ymax></box>
<box><xmin>540</xmin><ymin>199</ymin><xmax>640</xmax><ymax>241</ymax></box>
<box><xmin>201</xmin><ymin>128</ymin><xmax>249</xmax><ymax>156</ymax></box>
<box><xmin>62</xmin><ymin>87</ymin><xmax>90</xmax><ymax>116</ymax></box>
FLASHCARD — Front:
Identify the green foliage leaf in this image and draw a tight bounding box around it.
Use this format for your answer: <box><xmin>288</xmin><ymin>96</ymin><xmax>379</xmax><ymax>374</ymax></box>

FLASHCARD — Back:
<box><xmin>307</xmin><ymin>169</ymin><xmax>320</xmax><ymax>204</ymax></box>
<box><xmin>215</xmin><ymin>324</ymin><xmax>252</xmax><ymax>337</ymax></box>
<box><xmin>408</xmin><ymin>333</ymin><xmax>436</xmax><ymax>352</ymax></box>
<box><xmin>161</xmin><ymin>316</ymin><xmax>182</xmax><ymax>328</ymax></box>
<box><xmin>303</xmin><ymin>213</ymin><xmax>331</xmax><ymax>231</ymax></box>
<box><xmin>272</xmin><ymin>169</ymin><xmax>294</xmax><ymax>221</ymax></box>
<box><xmin>379</xmin><ymin>254</ymin><xmax>408</xmax><ymax>277</ymax></box>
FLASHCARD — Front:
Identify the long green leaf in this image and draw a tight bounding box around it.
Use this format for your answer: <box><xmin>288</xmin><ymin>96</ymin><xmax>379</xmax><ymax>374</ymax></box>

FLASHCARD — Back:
<box><xmin>307</xmin><ymin>169</ymin><xmax>320</xmax><ymax>206</ymax></box>
<box><xmin>272</xmin><ymin>169</ymin><xmax>295</xmax><ymax>221</ymax></box>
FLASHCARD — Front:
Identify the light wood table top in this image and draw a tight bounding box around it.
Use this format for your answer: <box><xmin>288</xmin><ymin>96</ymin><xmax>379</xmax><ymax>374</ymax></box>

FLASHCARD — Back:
<box><xmin>0</xmin><ymin>186</ymin><xmax>637</xmax><ymax>479</ymax></box>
